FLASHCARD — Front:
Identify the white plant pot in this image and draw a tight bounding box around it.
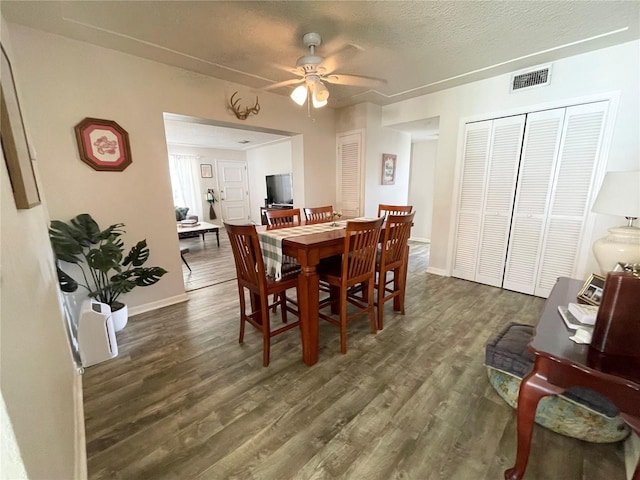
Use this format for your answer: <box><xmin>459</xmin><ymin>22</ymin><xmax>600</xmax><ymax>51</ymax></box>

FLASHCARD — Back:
<box><xmin>111</xmin><ymin>303</ymin><xmax>128</xmax><ymax>332</ymax></box>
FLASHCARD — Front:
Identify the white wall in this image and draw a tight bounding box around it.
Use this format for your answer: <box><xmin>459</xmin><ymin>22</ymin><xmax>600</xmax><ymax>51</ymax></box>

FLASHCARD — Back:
<box><xmin>363</xmin><ymin>104</ymin><xmax>412</xmax><ymax>217</ymax></box>
<box><xmin>166</xmin><ymin>144</ymin><xmax>245</xmax><ymax>222</ymax></box>
<box><xmin>382</xmin><ymin>40</ymin><xmax>640</xmax><ymax>276</ymax></box>
<box><xmin>246</xmin><ymin>141</ymin><xmax>293</xmax><ymax>224</ymax></box>
<box><xmin>1</xmin><ymin>20</ymin><xmax>83</xmax><ymax>479</ymax></box>
<box><xmin>409</xmin><ymin>140</ymin><xmax>438</xmax><ymax>242</ymax></box>
<box><xmin>7</xmin><ymin>23</ymin><xmax>336</xmax><ymax>313</ymax></box>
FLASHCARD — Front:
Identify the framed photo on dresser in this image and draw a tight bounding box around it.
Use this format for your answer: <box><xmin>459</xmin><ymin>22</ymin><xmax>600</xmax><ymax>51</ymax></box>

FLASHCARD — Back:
<box><xmin>577</xmin><ymin>273</ymin><xmax>605</xmax><ymax>306</ymax></box>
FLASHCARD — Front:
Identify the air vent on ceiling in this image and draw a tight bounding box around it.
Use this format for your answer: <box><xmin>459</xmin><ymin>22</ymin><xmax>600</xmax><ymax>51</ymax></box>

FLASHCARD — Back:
<box><xmin>510</xmin><ymin>64</ymin><xmax>552</xmax><ymax>93</ymax></box>
<box><xmin>237</xmin><ymin>140</ymin><xmax>251</xmax><ymax>144</ymax></box>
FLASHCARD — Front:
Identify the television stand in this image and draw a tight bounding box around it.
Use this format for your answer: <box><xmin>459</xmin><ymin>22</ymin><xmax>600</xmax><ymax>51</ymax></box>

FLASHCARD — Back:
<box><xmin>260</xmin><ymin>205</ymin><xmax>293</xmax><ymax>225</ymax></box>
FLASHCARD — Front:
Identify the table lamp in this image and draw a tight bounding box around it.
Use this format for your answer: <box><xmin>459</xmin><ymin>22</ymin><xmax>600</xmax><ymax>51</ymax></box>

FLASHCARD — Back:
<box><xmin>591</xmin><ymin>170</ymin><xmax>640</xmax><ymax>273</ymax></box>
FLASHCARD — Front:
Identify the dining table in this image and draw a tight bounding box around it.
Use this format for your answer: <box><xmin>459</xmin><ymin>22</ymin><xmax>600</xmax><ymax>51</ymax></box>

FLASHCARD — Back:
<box><xmin>256</xmin><ymin>219</ymin><xmax>370</xmax><ymax>366</ymax></box>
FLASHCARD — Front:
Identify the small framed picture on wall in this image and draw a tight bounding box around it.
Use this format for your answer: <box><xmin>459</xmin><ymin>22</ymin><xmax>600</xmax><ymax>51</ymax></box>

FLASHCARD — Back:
<box><xmin>381</xmin><ymin>153</ymin><xmax>396</xmax><ymax>185</ymax></box>
<box><xmin>200</xmin><ymin>163</ymin><xmax>213</xmax><ymax>178</ymax></box>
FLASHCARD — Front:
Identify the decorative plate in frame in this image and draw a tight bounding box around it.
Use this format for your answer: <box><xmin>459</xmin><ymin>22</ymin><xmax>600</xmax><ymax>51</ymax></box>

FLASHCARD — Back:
<box><xmin>74</xmin><ymin>117</ymin><xmax>132</xmax><ymax>172</ymax></box>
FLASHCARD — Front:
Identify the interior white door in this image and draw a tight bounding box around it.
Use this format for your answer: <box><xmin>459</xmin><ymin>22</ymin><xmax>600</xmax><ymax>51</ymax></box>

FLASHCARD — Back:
<box><xmin>474</xmin><ymin>115</ymin><xmax>526</xmax><ymax>287</ymax></box>
<box><xmin>336</xmin><ymin>130</ymin><xmax>363</xmax><ymax>218</ymax></box>
<box><xmin>216</xmin><ymin>160</ymin><xmax>250</xmax><ymax>223</ymax></box>
<box><xmin>452</xmin><ymin>120</ymin><xmax>492</xmax><ymax>281</ymax></box>
<box><xmin>534</xmin><ymin>101</ymin><xmax>608</xmax><ymax>297</ymax></box>
<box><xmin>503</xmin><ymin>108</ymin><xmax>566</xmax><ymax>294</ymax></box>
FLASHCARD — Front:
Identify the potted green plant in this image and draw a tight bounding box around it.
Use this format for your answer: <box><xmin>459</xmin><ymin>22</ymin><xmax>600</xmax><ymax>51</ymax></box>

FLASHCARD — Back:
<box><xmin>49</xmin><ymin>213</ymin><xmax>167</xmax><ymax>331</ymax></box>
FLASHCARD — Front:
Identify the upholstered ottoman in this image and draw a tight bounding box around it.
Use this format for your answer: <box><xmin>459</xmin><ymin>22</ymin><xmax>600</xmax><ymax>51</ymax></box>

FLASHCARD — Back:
<box><xmin>485</xmin><ymin>322</ymin><xmax>629</xmax><ymax>443</ymax></box>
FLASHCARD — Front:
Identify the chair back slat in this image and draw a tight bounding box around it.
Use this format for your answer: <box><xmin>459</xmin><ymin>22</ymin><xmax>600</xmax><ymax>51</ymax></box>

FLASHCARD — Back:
<box><xmin>377</xmin><ymin>204</ymin><xmax>413</xmax><ymax>219</ymax></box>
<box><xmin>304</xmin><ymin>205</ymin><xmax>334</xmax><ymax>224</ymax></box>
<box><xmin>343</xmin><ymin>218</ymin><xmax>384</xmax><ymax>282</ymax></box>
<box><xmin>265</xmin><ymin>208</ymin><xmax>302</xmax><ymax>229</ymax></box>
<box><xmin>225</xmin><ymin>223</ymin><xmax>265</xmax><ymax>289</ymax></box>
<box><xmin>381</xmin><ymin>212</ymin><xmax>415</xmax><ymax>266</ymax></box>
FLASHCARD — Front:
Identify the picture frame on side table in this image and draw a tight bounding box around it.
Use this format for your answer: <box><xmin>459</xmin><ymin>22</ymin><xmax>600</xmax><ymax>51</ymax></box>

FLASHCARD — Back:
<box><xmin>0</xmin><ymin>43</ymin><xmax>41</xmax><ymax>209</ymax></box>
<box><xmin>74</xmin><ymin>117</ymin><xmax>132</xmax><ymax>172</ymax></box>
<box><xmin>577</xmin><ymin>273</ymin><xmax>606</xmax><ymax>306</ymax></box>
<box><xmin>381</xmin><ymin>153</ymin><xmax>396</xmax><ymax>185</ymax></box>
<box><xmin>200</xmin><ymin>163</ymin><xmax>213</xmax><ymax>178</ymax></box>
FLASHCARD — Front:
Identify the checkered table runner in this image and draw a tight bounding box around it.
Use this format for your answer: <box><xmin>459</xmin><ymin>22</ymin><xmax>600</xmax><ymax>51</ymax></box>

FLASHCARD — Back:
<box><xmin>258</xmin><ymin>221</ymin><xmax>348</xmax><ymax>279</ymax></box>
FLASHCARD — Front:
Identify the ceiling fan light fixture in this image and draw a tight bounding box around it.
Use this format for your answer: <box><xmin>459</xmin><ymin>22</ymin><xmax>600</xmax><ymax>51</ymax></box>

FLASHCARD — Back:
<box><xmin>313</xmin><ymin>80</ymin><xmax>329</xmax><ymax>102</ymax></box>
<box><xmin>312</xmin><ymin>95</ymin><xmax>328</xmax><ymax>108</ymax></box>
<box><xmin>290</xmin><ymin>85</ymin><xmax>308</xmax><ymax>105</ymax></box>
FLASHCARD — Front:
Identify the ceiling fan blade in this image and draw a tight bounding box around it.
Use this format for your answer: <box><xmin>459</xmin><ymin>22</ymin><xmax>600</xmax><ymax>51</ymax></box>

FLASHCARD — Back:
<box><xmin>262</xmin><ymin>78</ymin><xmax>305</xmax><ymax>91</ymax></box>
<box><xmin>269</xmin><ymin>63</ymin><xmax>305</xmax><ymax>76</ymax></box>
<box><xmin>323</xmin><ymin>74</ymin><xmax>387</xmax><ymax>88</ymax></box>
<box><xmin>320</xmin><ymin>43</ymin><xmax>364</xmax><ymax>74</ymax></box>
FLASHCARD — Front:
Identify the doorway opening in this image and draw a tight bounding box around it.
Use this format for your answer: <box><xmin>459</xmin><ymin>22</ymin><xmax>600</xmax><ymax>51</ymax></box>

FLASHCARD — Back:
<box><xmin>387</xmin><ymin>116</ymin><xmax>440</xmax><ymax>246</ymax></box>
<box><xmin>163</xmin><ymin>113</ymin><xmax>298</xmax><ymax>291</ymax></box>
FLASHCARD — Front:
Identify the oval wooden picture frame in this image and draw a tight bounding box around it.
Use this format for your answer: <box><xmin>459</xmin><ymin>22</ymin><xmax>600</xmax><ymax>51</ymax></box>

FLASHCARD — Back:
<box><xmin>74</xmin><ymin>117</ymin><xmax>132</xmax><ymax>172</ymax></box>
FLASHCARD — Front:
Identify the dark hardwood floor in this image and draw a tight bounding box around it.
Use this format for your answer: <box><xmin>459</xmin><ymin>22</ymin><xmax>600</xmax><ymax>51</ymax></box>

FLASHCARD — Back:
<box><xmin>83</xmin><ymin>241</ymin><xmax>626</xmax><ymax>479</ymax></box>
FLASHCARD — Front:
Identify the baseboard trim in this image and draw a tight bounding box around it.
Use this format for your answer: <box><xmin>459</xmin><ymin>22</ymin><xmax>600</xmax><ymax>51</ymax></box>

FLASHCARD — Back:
<box><xmin>128</xmin><ymin>293</ymin><xmax>189</xmax><ymax>317</ymax></box>
<box><xmin>426</xmin><ymin>267</ymin><xmax>448</xmax><ymax>276</ymax></box>
<box><xmin>409</xmin><ymin>236</ymin><xmax>430</xmax><ymax>243</ymax></box>
<box><xmin>74</xmin><ymin>372</ymin><xmax>87</xmax><ymax>480</ymax></box>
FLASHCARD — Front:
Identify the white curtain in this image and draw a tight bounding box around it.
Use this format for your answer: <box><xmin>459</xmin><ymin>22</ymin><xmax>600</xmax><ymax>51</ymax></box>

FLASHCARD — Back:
<box><xmin>168</xmin><ymin>154</ymin><xmax>203</xmax><ymax>220</ymax></box>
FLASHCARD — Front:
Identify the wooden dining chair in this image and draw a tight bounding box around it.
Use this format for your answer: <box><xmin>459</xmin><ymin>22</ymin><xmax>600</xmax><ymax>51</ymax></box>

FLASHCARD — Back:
<box><xmin>263</xmin><ymin>208</ymin><xmax>301</xmax><ymax>310</ymax></box>
<box><xmin>224</xmin><ymin>222</ymin><xmax>300</xmax><ymax>366</ymax></box>
<box><xmin>375</xmin><ymin>212</ymin><xmax>415</xmax><ymax>330</ymax></box>
<box><xmin>377</xmin><ymin>204</ymin><xmax>413</xmax><ymax>218</ymax></box>
<box><xmin>265</xmin><ymin>208</ymin><xmax>302</xmax><ymax>229</ymax></box>
<box><xmin>303</xmin><ymin>205</ymin><xmax>334</xmax><ymax>224</ymax></box>
<box><xmin>317</xmin><ymin>217</ymin><xmax>384</xmax><ymax>354</ymax></box>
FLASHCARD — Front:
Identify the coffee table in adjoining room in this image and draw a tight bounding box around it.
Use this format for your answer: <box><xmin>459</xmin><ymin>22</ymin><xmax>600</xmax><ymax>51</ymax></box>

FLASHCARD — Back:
<box><xmin>177</xmin><ymin>221</ymin><xmax>220</xmax><ymax>247</ymax></box>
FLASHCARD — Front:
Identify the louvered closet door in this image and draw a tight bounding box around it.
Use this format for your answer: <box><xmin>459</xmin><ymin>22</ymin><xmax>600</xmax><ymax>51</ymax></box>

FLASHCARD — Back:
<box><xmin>452</xmin><ymin>121</ymin><xmax>491</xmax><ymax>281</ymax></box>
<box><xmin>534</xmin><ymin>101</ymin><xmax>608</xmax><ymax>297</ymax></box>
<box><xmin>337</xmin><ymin>131</ymin><xmax>363</xmax><ymax>218</ymax></box>
<box><xmin>503</xmin><ymin>109</ymin><xmax>566</xmax><ymax>294</ymax></box>
<box><xmin>475</xmin><ymin>116</ymin><xmax>526</xmax><ymax>287</ymax></box>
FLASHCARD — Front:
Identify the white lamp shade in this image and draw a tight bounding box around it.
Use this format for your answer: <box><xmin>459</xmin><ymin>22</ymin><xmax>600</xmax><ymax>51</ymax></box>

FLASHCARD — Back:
<box><xmin>290</xmin><ymin>85</ymin><xmax>308</xmax><ymax>106</ymax></box>
<box><xmin>592</xmin><ymin>170</ymin><xmax>640</xmax><ymax>218</ymax></box>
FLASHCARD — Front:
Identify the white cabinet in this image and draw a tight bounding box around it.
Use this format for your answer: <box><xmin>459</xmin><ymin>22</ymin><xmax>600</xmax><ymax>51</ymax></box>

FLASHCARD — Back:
<box><xmin>453</xmin><ymin>101</ymin><xmax>609</xmax><ymax>297</ymax></box>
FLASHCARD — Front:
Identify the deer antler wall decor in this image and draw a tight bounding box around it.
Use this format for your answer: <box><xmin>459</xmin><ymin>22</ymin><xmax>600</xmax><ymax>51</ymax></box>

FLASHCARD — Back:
<box><xmin>228</xmin><ymin>92</ymin><xmax>260</xmax><ymax>120</ymax></box>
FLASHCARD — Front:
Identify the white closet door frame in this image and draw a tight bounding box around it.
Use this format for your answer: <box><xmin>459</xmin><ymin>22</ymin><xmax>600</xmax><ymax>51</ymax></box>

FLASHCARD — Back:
<box><xmin>451</xmin><ymin>121</ymin><xmax>492</xmax><ymax>281</ymax></box>
<box><xmin>503</xmin><ymin>108</ymin><xmax>566</xmax><ymax>294</ymax></box>
<box><xmin>534</xmin><ymin>101</ymin><xmax>609</xmax><ymax>297</ymax></box>
<box><xmin>474</xmin><ymin>115</ymin><xmax>526</xmax><ymax>287</ymax></box>
<box><xmin>336</xmin><ymin>129</ymin><xmax>364</xmax><ymax>218</ymax></box>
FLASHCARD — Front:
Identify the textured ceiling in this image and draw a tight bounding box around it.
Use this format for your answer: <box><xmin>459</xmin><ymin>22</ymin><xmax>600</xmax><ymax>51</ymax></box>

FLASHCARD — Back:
<box><xmin>3</xmin><ymin>1</ymin><xmax>639</xmax><ymax>109</ymax></box>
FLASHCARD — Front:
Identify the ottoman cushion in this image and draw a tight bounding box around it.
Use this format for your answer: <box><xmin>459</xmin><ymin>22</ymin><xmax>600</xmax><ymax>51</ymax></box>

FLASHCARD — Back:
<box><xmin>485</xmin><ymin>322</ymin><xmax>629</xmax><ymax>443</ymax></box>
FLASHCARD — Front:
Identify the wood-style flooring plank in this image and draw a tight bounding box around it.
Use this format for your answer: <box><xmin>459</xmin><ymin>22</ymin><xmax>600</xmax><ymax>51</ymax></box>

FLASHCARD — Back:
<box><xmin>82</xmin><ymin>242</ymin><xmax>627</xmax><ymax>480</ymax></box>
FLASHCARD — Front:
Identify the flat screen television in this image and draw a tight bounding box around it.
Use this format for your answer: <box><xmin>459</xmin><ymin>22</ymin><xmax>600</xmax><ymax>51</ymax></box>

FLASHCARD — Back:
<box><xmin>265</xmin><ymin>173</ymin><xmax>293</xmax><ymax>206</ymax></box>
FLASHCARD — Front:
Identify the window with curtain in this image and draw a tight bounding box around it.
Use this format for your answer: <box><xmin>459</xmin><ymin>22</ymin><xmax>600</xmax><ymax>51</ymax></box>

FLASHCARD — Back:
<box><xmin>168</xmin><ymin>154</ymin><xmax>203</xmax><ymax>220</ymax></box>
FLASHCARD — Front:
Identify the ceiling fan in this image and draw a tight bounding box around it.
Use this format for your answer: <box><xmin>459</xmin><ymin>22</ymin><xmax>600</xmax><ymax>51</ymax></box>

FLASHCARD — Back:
<box><xmin>264</xmin><ymin>32</ymin><xmax>386</xmax><ymax>109</ymax></box>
